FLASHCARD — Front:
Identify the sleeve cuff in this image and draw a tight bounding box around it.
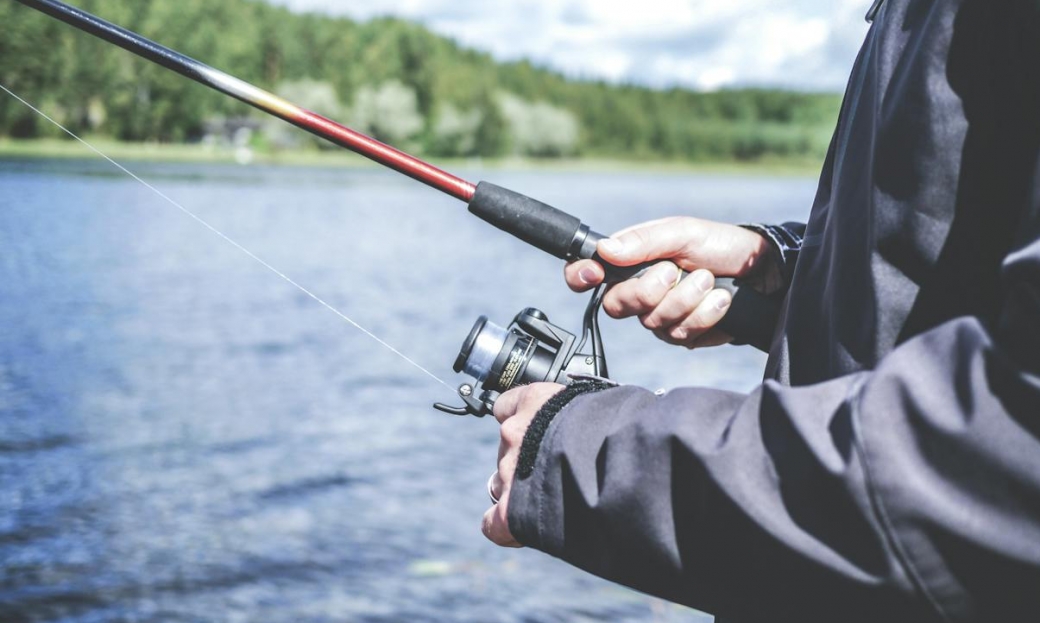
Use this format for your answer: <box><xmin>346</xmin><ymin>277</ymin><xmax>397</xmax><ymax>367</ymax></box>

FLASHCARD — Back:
<box><xmin>516</xmin><ymin>378</ymin><xmax>615</xmax><ymax>480</ymax></box>
<box><xmin>740</xmin><ymin>222</ymin><xmax>804</xmax><ymax>286</ymax></box>
<box><xmin>508</xmin><ymin>379</ymin><xmax>616</xmax><ymax>551</ymax></box>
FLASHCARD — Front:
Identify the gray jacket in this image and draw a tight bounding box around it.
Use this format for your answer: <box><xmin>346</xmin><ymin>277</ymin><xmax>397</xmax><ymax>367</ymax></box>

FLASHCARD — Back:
<box><xmin>507</xmin><ymin>1</ymin><xmax>1040</xmax><ymax>621</ymax></box>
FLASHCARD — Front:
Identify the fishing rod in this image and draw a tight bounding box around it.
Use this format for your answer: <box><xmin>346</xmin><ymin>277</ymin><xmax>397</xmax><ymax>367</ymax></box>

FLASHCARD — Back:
<box><xmin>13</xmin><ymin>0</ymin><xmax>779</xmax><ymax>356</ymax></box>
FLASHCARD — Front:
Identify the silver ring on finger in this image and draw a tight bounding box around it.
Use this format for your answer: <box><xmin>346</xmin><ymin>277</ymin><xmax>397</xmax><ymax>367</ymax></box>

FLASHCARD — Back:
<box><xmin>487</xmin><ymin>471</ymin><xmax>500</xmax><ymax>505</ymax></box>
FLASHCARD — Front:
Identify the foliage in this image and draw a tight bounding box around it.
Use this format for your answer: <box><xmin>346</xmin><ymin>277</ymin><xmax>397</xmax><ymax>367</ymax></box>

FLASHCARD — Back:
<box><xmin>429</xmin><ymin>103</ymin><xmax>482</xmax><ymax>157</ymax></box>
<box><xmin>351</xmin><ymin>80</ymin><xmax>424</xmax><ymax>147</ymax></box>
<box><xmin>497</xmin><ymin>93</ymin><xmax>579</xmax><ymax>157</ymax></box>
<box><xmin>0</xmin><ymin>0</ymin><xmax>843</xmax><ymax>162</ymax></box>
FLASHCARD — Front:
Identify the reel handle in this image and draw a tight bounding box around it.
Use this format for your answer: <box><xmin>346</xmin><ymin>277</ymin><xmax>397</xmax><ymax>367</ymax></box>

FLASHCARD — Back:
<box><xmin>467</xmin><ymin>181</ymin><xmax>780</xmax><ymax>352</ymax></box>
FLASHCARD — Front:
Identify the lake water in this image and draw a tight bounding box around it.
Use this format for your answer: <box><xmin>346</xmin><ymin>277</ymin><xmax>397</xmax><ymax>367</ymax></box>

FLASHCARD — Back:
<box><xmin>0</xmin><ymin>158</ymin><xmax>816</xmax><ymax>622</ymax></box>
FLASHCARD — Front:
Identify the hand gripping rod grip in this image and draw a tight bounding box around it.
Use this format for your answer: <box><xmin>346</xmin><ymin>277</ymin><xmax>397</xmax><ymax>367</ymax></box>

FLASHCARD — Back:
<box><xmin>467</xmin><ymin>182</ymin><xmax>779</xmax><ymax>352</ymax></box>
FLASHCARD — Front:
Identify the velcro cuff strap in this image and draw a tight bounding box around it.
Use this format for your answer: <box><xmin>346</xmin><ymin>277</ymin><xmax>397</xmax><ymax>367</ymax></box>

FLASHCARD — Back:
<box><xmin>517</xmin><ymin>378</ymin><xmax>614</xmax><ymax>480</ymax></box>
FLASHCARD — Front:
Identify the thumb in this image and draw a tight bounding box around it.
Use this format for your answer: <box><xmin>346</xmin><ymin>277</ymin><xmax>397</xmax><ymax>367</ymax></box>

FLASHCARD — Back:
<box><xmin>596</xmin><ymin>218</ymin><xmax>702</xmax><ymax>267</ymax></box>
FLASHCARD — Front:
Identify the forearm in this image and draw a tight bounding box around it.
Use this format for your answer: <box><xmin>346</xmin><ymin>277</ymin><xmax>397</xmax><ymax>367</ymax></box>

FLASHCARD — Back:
<box><xmin>508</xmin><ymin>315</ymin><xmax>1040</xmax><ymax>622</ymax></box>
<box><xmin>507</xmin><ymin>379</ymin><xmax>930</xmax><ymax>622</ymax></box>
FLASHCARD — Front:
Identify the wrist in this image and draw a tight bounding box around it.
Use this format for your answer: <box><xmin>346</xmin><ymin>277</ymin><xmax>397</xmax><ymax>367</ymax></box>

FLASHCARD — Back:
<box><xmin>736</xmin><ymin>226</ymin><xmax>786</xmax><ymax>294</ymax></box>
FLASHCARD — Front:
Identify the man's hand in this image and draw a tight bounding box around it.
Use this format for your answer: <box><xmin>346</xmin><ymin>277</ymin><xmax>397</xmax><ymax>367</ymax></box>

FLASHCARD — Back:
<box><xmin>482</xmin><ymin>382</ymin><xmax>565</xmax><ymax>548</ymax></box>
<box><xmin>565</xmin><ymin>217</ymin><xmax>778</xmax><ymax>349</ymax></box>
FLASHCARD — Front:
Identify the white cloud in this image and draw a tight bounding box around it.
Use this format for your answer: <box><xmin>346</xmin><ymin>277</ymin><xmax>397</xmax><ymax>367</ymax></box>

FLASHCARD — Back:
<box><xmin>269</xmin><ymin>0</ymin><xmax>871</xmax><ymax>91</ymax></box>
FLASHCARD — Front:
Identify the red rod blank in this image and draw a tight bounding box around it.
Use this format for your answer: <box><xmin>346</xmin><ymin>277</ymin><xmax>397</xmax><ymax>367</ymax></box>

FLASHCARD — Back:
<box><xmin>300</xmin><ymin>110</ymin><xmax>476</xmax><ymax>203</ymax></box>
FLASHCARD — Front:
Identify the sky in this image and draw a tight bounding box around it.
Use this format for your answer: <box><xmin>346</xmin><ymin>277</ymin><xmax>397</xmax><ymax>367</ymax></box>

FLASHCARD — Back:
<box><xmin>268</xmin><ymin>0</ymin><xmax>872</xmax><ymax>92</ymax></box>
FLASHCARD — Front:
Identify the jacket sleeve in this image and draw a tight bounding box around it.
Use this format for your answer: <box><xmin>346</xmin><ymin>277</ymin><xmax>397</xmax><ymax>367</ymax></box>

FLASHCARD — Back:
<box><xmin>507</xmin><ymin>205</ymin><xmax>1040</xmax><ymax>623</ymax></box>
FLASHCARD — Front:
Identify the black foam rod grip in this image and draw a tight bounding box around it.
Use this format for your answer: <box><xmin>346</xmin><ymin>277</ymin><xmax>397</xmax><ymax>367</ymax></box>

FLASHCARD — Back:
<box><xmin>467</xmin><ymin>182</ymin><xmax>580</xmax><ymax>259</ymax></box>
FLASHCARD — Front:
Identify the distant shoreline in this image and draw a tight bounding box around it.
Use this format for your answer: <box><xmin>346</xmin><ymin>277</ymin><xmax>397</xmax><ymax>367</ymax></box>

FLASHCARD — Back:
<box><xmin>0</xmin><ymin>138</ymin><xmax>823</xmax><ymax>177</ymax></box>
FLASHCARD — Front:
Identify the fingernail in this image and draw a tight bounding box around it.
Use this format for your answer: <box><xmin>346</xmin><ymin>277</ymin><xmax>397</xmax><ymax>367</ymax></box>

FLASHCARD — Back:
<box><xmin>600</xmin><ymin>238</ymin><xmax>624</xmax><ymax>256</ymax></box>
<box><xmin>578</xmin><ymin>266</ymin><xmax>598</xmax><ymax>285</ymax></box>
<box><xmin>656</xmin><ymin>264</ymin><xmax>679</xmax><ymax>287</ymax></box>
<box><xmin>694</xmin><ymin>270</ymin><xmax>713</xmax><ymax>293</ymax></box>
<box><xmin>714</xmin><ymin>295</ymin><xmax>732</xmax><ymax>311</ymax></box>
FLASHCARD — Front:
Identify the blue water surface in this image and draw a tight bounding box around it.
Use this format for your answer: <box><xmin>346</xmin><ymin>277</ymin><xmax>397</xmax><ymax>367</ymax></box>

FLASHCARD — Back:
<box><xmin>0</xmin><ymin>158</ymin><xmax>815</xmax><ymax>622</ymax></box>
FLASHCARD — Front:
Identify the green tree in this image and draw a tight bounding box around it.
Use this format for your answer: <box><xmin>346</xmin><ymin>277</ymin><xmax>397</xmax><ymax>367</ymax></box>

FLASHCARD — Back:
<box><xmin>0</xmin><ymin>0</ymin><xmax>841</xmax><ymax>163</ymax></box>
<box><xmin>351</xmin><ymin>80</ymin><xmax>424</xmax><ymax>146</ymax></box>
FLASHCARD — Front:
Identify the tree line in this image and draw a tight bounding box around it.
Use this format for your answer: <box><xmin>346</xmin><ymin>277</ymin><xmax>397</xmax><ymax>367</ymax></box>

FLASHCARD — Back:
<box><xmin>0</xmin><ymin>0</ymin><xmax>843</xmax><ymax>162</ymax></box>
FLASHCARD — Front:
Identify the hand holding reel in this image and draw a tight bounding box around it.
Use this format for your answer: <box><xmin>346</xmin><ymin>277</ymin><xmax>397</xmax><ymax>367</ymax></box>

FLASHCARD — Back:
<box><xmin>434</xmin><ymin>287</ymin><xmax>608</xmax><ymax>418</ymax></box>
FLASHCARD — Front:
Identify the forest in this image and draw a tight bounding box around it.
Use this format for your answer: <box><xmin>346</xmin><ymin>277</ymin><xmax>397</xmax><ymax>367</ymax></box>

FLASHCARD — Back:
<box><xmin>0</xmin><ymin>0</ymin><xmax>844</xmax><ymax>163</ymax></box>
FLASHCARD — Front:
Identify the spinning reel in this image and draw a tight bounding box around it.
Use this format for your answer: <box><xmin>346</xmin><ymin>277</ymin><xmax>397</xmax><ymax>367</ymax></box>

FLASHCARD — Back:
<box><xmin>434</xmin><ymin>287</ymin><xmax>608</xmax><ymax>418</ymax></box>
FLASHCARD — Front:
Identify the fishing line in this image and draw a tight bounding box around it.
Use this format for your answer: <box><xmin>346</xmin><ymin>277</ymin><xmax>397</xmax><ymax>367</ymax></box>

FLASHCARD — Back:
<box><xmin>0</xmin><ymin>81</ymin><xmax>455</xmax><ymax>394</ymax></box>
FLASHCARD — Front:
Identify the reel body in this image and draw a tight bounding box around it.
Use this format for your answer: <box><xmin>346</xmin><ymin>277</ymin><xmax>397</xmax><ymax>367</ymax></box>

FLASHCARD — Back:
<box><xmin>434</xmin><ymin>290</ymin><xmax>607</xmax><ymax>417</ymax></box>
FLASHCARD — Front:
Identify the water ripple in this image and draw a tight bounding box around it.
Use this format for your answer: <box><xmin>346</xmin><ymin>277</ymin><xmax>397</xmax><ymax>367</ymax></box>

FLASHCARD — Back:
<box><xmin>0</xmin><ymin>160</ymin><xmax>796</xmax><ymax>622</ymax></box>
<box><xmin>255</xmin><ymin>474</ymin><xmax>358</xmax><ymax>503</ymax></box>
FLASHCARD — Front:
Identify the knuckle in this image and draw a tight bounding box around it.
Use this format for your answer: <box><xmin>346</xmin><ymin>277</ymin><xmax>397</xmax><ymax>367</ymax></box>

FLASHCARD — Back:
<box><xmin>634</xmin><ymin>284</ymin><xmax>661</xmax><ymax>309</ymax></box>
<box><xmin>512</xmin><ymin>383</ymin><xmax>530</xmax><ymax>403</ymax></box>
<box><xmin>628</xmin><ymin>228</ymin><xmax>652</xmax><ymax>251</ymax></box>
<box><xmin>490</xmin><ymin>517</ymin><xmax>511</xmax><ymax>545</ymax></box>
<box><xmin>492</xmin><ymin>390</ymin><xmax>517</xmax><ymax>421</ymax></box>
<box><xmin>500</xmin><ymin>418</ymin><xmax>526</xmax><ymax>443</ymax></box>
<box><xmin>481</xmin><ymin>511</ymin><xmax>493</xmax><ymax>539</ymax></box>
<box><xmin>641</xmin><ymin>313</ymin><xmax>663</xmax><ymax>330</ymax></box>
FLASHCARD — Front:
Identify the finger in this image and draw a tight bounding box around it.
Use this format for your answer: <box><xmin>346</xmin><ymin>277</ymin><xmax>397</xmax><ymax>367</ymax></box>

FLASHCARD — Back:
<box><xmin>607</xmin><ymin>217</ymin><xmax>675</xmax><ymax>240</ymax></box>
<box><xmin>482</xmin><ymin>500</ymin><xmax>522</xmax><ymax>548</ymax></box>
<box><xmin>492</xmin><ymin>386</ymin><xmax>525</xmax><ymax>424</ymax></box>
<box><xmin>497</xmin><ymin>416</ymin><xmax>528</xmax><ymax>466</ymax></box>
<box><xmin>493</xmin><ymin>383</ymin><xmax>565</xmax><ymax>425</ymax></box>
<box><xmin>601</xmin><ymin>262</ymin><xmax>680</xmax><ymax>319</ymax></box>
<box><xmin>495</xmin><ymin>451</ymin><xmax>518</xmax><ymax>502</ymax></box>
<box><xmin>656</xmin><ymin>288</ymin><xmax>734</xmax><ymax>345</ymax></box>
<box><xmin>639</xmin><ymin>269</ymin><xmax>714</xmax><ymax>331</ymax></box>
<box><xmin>688</xmin><ymin>328</ymin><xmax>735</xmax><ymax>349</ymax></box>
<box><xmin>564</xmin><ymin>259</ymin><xmax>606</xmax><ymax>292</ymax></box>
<box><xmin>597</xmin><ymin>217</ymin><xmax>704</xmax><ymax>267</ymax></box>
<box><xmin>489</xmin><ymin>470</ymin><xmax>505</xmax><ymax>503</ymax></box>
<box><xmin>656</xmin><ymin>327</ymin><xmax>733</xmax><ymax>349</ymax></box>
